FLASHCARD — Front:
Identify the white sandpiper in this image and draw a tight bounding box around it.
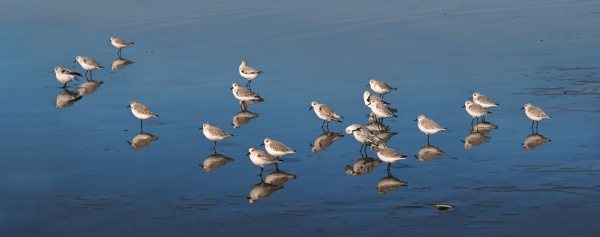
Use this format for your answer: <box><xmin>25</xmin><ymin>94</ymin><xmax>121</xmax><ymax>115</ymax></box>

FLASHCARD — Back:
<box><xmin>239</xmin><ymin>60</ymin><xmax>264</xmax><ymax>89</ymax></box>
<box><xmin>110</xmin><ymin>37</ymin><xmax>134</xmax><ymax>57</ymax></box>
<box><xmin>376</xmin><ymin>144</ymin><xmax>407</xmax><ymax>170</ymax></box>
<box><xmin>127</xmin><ymin>101</ymin><xmax>159</xmax><ymax>130</ymax></box>
<box><xmin>470</xmin><ymin>92</ymin><xmax>499</xmax><ymax>108</ymax></box>
<box><xmin>231</xmin><ymin>83</ymin><xmax>264</xmax><ymax>103</ymax></box>
<box><xmin>74</xmin><ymin>56</ymin><xmax>104</xmax><ymax>78</ymax></box>
<box><xmin>261</xmin><ymin>138</ymin><xmax>296</xmax><ymax>158</ymax></box>
<box><xmin>199</xmin><ymin>123</ymin><xmax>234</xmax><ymax>149</ymax></box>
<box><xmin>247</xmin><ymin>147</ymin><xmax>282</xmax><ymax>175</ymax></box>
<box><xmin>367</xmin><ymin>79</ymin><xmax>397</xmax><ymax>98</ymax></box>
<box><xmin>363</xmin><ymin>91</ymin><xmax>391</xmax><ymax>107</ymax></box>
<box><xmin>309</xmin><ymin>101</ymin><xmax>344</xmax><ymax>128</ymax></box>
<box><xmin>521</xmin><ymin>103</ymin><xmax>551</xmax><ymax>128</ymax></box>
<box><xmin>367</xmin><ymin>101</ymin><xmax>397</xmax><ymax>121</ymax></box>
<box><xmin>52</xmin><ymin>66</ymin><xmax>82</xmax><ymax>88</ymax></box>
<box><xmin>462</xmin><ymin>100</ymin><xmax>491</xmax><ymax>124</ymax></box>
<box><xmin>415</xmin><ymin>115</ymin><xmax>447</xmax><ymax>143</ymax></box>
<box><xmin>345</xmin><ymin>124</ymin><xmax>383</xmax><ymax>151</ymax></box>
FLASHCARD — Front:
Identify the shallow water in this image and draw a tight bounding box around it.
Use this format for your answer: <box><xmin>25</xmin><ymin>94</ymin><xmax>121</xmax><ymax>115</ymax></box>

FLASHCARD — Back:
<box><xmin>1</xmin><ymin>0</ymin><xmax>599</xmax><ymax>236</ymax></box>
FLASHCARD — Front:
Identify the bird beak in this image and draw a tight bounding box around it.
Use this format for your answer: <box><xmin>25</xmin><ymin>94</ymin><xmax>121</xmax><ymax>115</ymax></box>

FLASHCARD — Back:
<box><xmin>230</xmin><ymin>87</ymin><xmax>233</xmax><ymax>90</ymax></box>
<box><xmin>199</xmin><ymin>127</ymin><xmax>203</xmax><ymax>130</ymax></box>
<box><xmin>309</xmin><ymin>106</ymin><xmax>313</xmax><ymax>111</ymax></box>
<box><xmin>414</xmin><ymin>155</ymin><xmax>418</xmax><ymax>159</ymax></box>
<box><xmin>414</xmin><ymin>118</ymin><xmax>418</xmax><ymax>121</ymax></box>
<box><xmin>126</xmin><ymin>105</ymin><xmax>131</xmax><ymax>108</ymax></box>
<box><xmin>468</xmin><ymin>96</ymin><xmax>473</xmax><ymax>99</ymax></box>
<box><xmin>245</xmin><ymin>152</ymin><xmax>250</xmax><ymax>156</ymax></box>
<box><xmin>460</xmin><ymin>105</ymin><xmax>465</xmax><ymax>108</ymax></box>
<box><xmin>520</xmin><ymin>107</ymin><xmax>524</xmax><ymax>109</ymax></box>
<box><xmin>366</xmin><ymin>84</ymin><xmax>370</xmax><ymax>87</ymax></box>
<box><xmin>73</xmin><ymin>60</ymin><xmax>77</xmax><ymax>63</ymax></box>
<box><xmin>259</xmin><ymin>143</ymin><xmax>264</xmax><ymax>147</ymax></box>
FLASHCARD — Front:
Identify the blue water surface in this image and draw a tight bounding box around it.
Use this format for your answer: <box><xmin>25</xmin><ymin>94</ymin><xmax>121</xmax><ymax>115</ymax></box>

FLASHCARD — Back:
<box><xmin>1</xmin><ymin>0</ymin><xmax>599</xmax><ymax>236</ymax></box>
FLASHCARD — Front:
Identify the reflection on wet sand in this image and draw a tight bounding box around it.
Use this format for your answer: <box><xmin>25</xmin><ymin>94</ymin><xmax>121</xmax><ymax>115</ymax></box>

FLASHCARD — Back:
<box><xmin>309</xmin><ymin>131</ymin><xmax>344</xmax><ymax>154</ymax></box>
<box><xmin>365</xmin><ymin>122</ymin><xmax>389</xmax><ymax>133</ymax></box>
<box><xmin>247</xmin><ymin>175</ymin><xmax>283</xmax><ymax>203</ymax></box>
<box><xmin>461</xmin><ymin>131</ymin><xmax>490</xmax><ymax>150</ymax></box>
<box><xmin>265</xmin><ymin>170</ymin><xmax>296</xmax><ymax>186</ymax></box>
<box><xmin>345</xmin><ymin>157</ymin><xmax>382</xmax><ymax>176</ymax></box>
<box><xmin>414</xmin><ymin>144</ymin><xmax>446</xmax><ymax>163</ymax></box>
<box><xmin>111</xmin><ymin>58</ymin><xmax>135</xmax><ymax>70</ymax></box>
<box><xmin>376</xmin><ymin>170</ymin><xmax>407</xmax><ymax>194</ymax></box>
<box><xmin>522</xmin><ymin>133</ymin><xmax>551</xmax><ymax>150</ymax></box>
<box><xmin>239</xmin><ymin>99</ymin><xmax>262</xmax><ymax>112</ymax></box>
<box><xmin>126</xmin><ymin>133</ymin><xmax>159</xmax><ymax>150</ymax></box>
<box><xmin>77</xmin><ymin>80</ymin><xmax>104</xmax><ymax>96</ymax></box>
<box><xmin>200</xmin><ymin>153</ymin><xmax>234</xmax><ymax>172</ymax></box>
<box><xmin>472</xmin><ymin>121</ymin><xmax>499</xmax><ymax>134</ymax></box>
<box><xmin>54</xmin><ymin>89</ymin><xmax>82</xmax><ymax>109</ymax></box>
<box><xmin>232</xmin><ymin>110</ymin><xmax>259</xmax><ymax>129</ymax></box>
<box><xmin>435</xmin><ymin>204</ymin><xmax>454</xmax><ymax>211</ymax></box>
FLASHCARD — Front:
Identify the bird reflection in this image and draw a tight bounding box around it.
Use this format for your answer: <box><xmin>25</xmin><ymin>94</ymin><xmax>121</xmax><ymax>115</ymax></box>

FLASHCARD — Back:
<box><xmin>126</xmin><ymin>133</ymin><xmax>159</xmax><ymax>150</ymax></box>
<box><xmin>265</xmin><ymin>170</ymin><xmax>296</xmax><ymax>186</ymax></box>
<box><xmin>54</xmin><ymin>89</ymin><xmax>82</xmax><ymax>109</ymax></box>
<box><xmin>111</xmin><ymin>58</ymin><xmax>135</xmax><ymax>70</ymax></box>
<box><xmin>232</xmin><ymin>110</ymin><xmax>259</xmax><ymax>129</ymax></box>
<box><xmin>414</xmin><ymin>144</ymin><xmax>446</xmax><ymax>163</ymax></box>
<box><xmin>472</xmin><ymin>121</ymin><xmax>498</xmax><ymax>134</ymax></box>
<box><xmin>461</xmin><ymin>131</ymin><xmax>490</xmax><ymax>150</ymax></box>
<box><xmin>200</xmin><ymin>153</ymin><xmax>234</xmax><ymax>172</ymax></box>
<box><xmin>309</xmin><ymin>131</ymin><xmax>344</xmax><ymax>154</ymax></box>
<box><xmin>77</xmin><ymin>80</ymin><xmax>104</xmax><ymax>96</ymax></box>
<box><xmin>345</xmin><ymin>157</ymin><xmax>382</xmax><ymax>176</ymax></box>
<box><xmin>522</xmin><ymin>133</ymin><xmax>551</xmax><ymax>150</ymax></box>
<box><xmin>365</xmin><ymin>122</ymin><xmax>389</xmax><ymax>132</ymax></box>
<box><xmin>239</xmin><ymin>99</ymin><xmax>262</xmax><ymax>112</ymax></box>
<box><xmin>247</xmin><ymin>175</ymin><xmax>283</xmax><ymax>203</ymax></box>
<box><xmin>376</xmin><ymin>170</ymin><xmax>407</xmax><ymax>194</ymax></box>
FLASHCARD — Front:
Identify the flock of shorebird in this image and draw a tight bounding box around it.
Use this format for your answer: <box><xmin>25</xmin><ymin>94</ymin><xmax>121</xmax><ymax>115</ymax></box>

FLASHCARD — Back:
<box><xmin>52</xmin><ymin>37</ymin><xmax>553</xmax><ymax>176</ymax></box>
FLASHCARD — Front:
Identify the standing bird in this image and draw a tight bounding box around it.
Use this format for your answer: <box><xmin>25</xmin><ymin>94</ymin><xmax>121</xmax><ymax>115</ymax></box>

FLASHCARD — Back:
<box><xmin>247</xmin><ymin>147</ymin><xmax>282</xmax><ymax>175</ymax></box>
<box><xmin>367</xmin><ymin>79</ymin><xmax>397</xmax><ymax>98</ymax></box>
<box><xmin>199</xmin><ymin>123</ymin><xmax>234</xmax><ymax>150</ymax></box>
<box><xmin>74</xmin><ymin>56</ymin><xmax>104</xmax><ymax>78</ymax></box>
<box><xmin>375</xmin><ymin>144</ymin><xmax>407</xmax><ymax>171</ymax></box>
<box><xmin>462</xmin><ymin>101</ymin><xmax>491</xmax><ymax>124</ymax></box>
<box><xmin>127</xmin><ymin>101</ymin><xmax>159</xmax><ymax>132</ymax></box>
<box><xmin>309</xmin><ymin>101</ymin><xmax>344</xmax><ymax>129</ymax></box>
<box><xmin>110</xmin><ymin>37</ymin><xmax>134</xmax><ymax>58</ymax></box>
<box><xmin>239</xmin><ymin>60</ymin><xmax>264</xmax><ymax>90</ymax></box>
<box><xmin>345</xmin><ymin>124</ymin><xmax>383</xmax><ymax>152</ymax></box>
<box><xmin>415</xmin><ymin>115</ymin><xmax>447</xmax><ymax>144</ymax></box>
<box><xmin>52</xmin><ymin>66</ymin><xmax>81</xmax><ymax>88</ymax></box>
<box><xmin>521</xmin><ymin>103</ymin><xmax>551</xmax><ymax>128</ymax></box>
<box><xmin>231</xmin><ymin>83</ymin><xmax>264</xmax><ymax>104</ymax></box>
<box><xmin>366</xmin><ymin>101</ymin><xmax>397</xmax><ymax>121</ymax></box>
<box><xmin>470</xmin><ymin>92</ymin><xmax>499</xmax><ymax>109</ymax></box>
<box><xmin>261</xmin><ymin>138</ymin><xmax>296</xmax><ymax>159</ymax></box>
